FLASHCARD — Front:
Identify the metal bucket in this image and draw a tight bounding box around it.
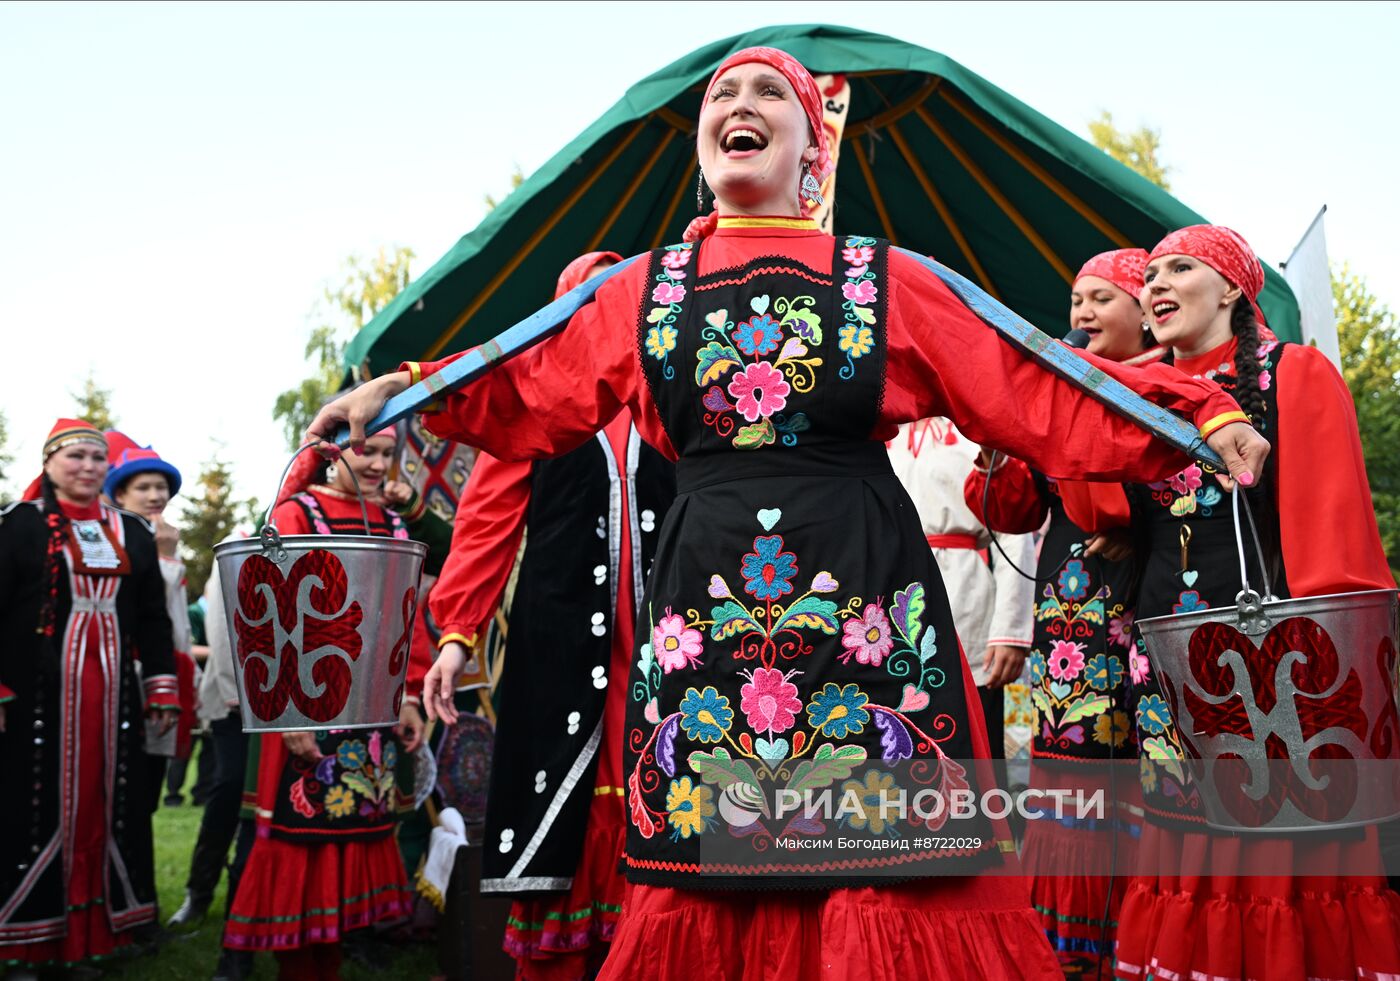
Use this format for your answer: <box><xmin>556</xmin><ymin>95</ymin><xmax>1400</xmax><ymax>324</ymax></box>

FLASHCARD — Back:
<box><xmin>1137</xmin><ymin>488</ymin><xmax>1400</xmax><ymax>832</ymax></box>
<box><xmin>214</xmin><ymin>445</ymin><xmax>428</xmax><ymax>732</ymax></box>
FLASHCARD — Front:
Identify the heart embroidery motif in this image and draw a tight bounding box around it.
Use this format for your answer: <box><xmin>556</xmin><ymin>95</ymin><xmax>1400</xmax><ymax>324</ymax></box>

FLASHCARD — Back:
<box><xmin>707</xmin><ymin>574</ymin><xmax>729</xmax><ymax>599</ymax></box>
<box><xmin>757</xmin><ymin>508</ymin><xmax>782</xmax><ymax>531</ymax></box>
<box><xmin>1182</xmin><ymin>570</ymin><xmax>1199</xmax><ymax>587</ymax></box>
<box><xmin>750</xmin><ymin>294</ymin><xmax>770</xmax><ymax>316</ymax></box>
<box><xmin>704</xmin><ymin>308</ymin><xmax>728</xmax><ymax>331</ymax></box>
<box><xmin>810</xmin><ymin>571</ymin><xmax>840</xmax><ymax>594</ymax></box>
<box><xmin>897</xmin><ymin>684</ymin><xmax>930</xmax><ymax>713</ymax></box>
<box><xmin>755</xmin><ymin>737</ymin><xmax>790</xmax><ymax>764</ymax></box>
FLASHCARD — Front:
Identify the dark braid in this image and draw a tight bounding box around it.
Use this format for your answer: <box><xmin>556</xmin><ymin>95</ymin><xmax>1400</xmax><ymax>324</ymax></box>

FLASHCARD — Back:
<box><xmin>38</xmin><ymin>474</ymin><xmax>69</xmax><ymax>637</ymax></box>
<box><xmin>1230</xmin><ymin>297</ymin><xmax>1267</xmax><ymax>426</ymax></box>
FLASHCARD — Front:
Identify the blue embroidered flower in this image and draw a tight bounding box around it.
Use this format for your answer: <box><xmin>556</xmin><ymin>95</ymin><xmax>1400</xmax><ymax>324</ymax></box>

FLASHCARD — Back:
<box><xmin>733</xmin><ymin>314</ymin><xmax>781</xmax><ymax>356</ymax></box>
<box><xmin>1173</xmin><ymin>590</ymin><xmax>1208</xmax><ymax>614</ymax></box>
<box><xmin>806</xmin><ymin>682</ymin><xmax>870</xmax><ymax>739</ymax></box>
<box><xmin>1057</xmin><ymin>560</ymin><xmax>1089</xmax><ymax>601</ymax></box>
<box><xmin>336</xmin><ymin>739</ymin><xmax>368</xmax><ymax>771</ymax></box>
<box><xmin>1085</xmin><ymin>653</ymin><xmax>1125</xmax><ymax>692</ymax></box>
<box><xmin>1136</xmin><ymin>694</ymin><xmax>1173</xmax><ymax>735</ymax></box>
<box><xmin>1028</xmin><ymin>649</ymin><xmax>1047</xmax><ymax>686</ymax></box>
<box><xmin>741</xmin><ymin>535</ymin><xmax>797</xmax><ymax>601</ymax></box>
<box><xmin>383</xmin><ymin>742</ymin><xmax>398</xmax><ymax>770</ymax></box>
<box><xmin>679</xmin><ymin>686</ymin><xmax>733</xmax><ymax>744</ymax></box>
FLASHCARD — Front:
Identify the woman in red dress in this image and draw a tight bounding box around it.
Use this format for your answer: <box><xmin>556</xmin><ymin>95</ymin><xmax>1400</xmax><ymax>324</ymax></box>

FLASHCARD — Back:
<box><xmin>310</xmin><ymin>49</ymin><xmax>1267</xmax><ymax>979</ymax></box>
<box><xmin>223</xmin><ymin>428</ymin><xmax>416</xmax><ymax>981</ymax></box>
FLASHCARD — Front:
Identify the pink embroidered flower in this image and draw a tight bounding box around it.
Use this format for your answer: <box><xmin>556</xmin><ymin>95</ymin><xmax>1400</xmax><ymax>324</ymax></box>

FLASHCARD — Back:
<box><xmin>1129</xmin><ymin>647</ymin><xmax>1151</xmax><ymax>685</ymax></box>
<box><xmin>651</xmin><ymin>282</ymin><xmax>686</xmax><ymax>305</ymax></box>
<box><xmin>727</xmin><ymin>361</ymin><xmax>790</xmax><ymax>422</ymax></box>
<box><xmin>842</xmin><ymin>280</ymin><xmax>878</xmax><ymax>304</ymax></box>
<box><xmin>661</xmin><ymin>249</ymin><xmax>692</xmax><ymax>270</ymax></box>
<box><xmin>1108</xmin><ymin>612</ymin><xmax>1135</xmax><ymax>650</ymax></box>
<box><xmin>1167</xmin><ymin>464</ymin><xmax>1203</xmax><ymax>497</ymax></box>
<box><xmin>653</xmin><ymin>609</ymin><xmax>704</xmax><ymax>673</ymax></box>
<box><xmin>740</xmin><ymin>667</ymin><xmax>802</xmax><ymax>735</ymax></box>
<box><xmin>1047</xmin><ymin>640</ymin><xmax>1087</xmax><ymax>682</ymax></box>
<box><xmin>1258</xmin><ymin>369</ymin><xmax>1272</xmax><ymax>391</ymax></box>
<box><xmin>842</xmin><ymin>245</ymin><xmax>875</xmax><ymax>266</ymax></box>
<box><xmin>840</xmin><ymin>602</ymin><xmax>894</xmax><ymax>666</ymax></box>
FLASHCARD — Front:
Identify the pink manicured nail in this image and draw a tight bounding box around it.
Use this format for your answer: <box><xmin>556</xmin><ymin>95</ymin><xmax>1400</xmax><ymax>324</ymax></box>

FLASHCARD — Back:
<box><xmin>1238</xmin><ymin>471</ymin><xmax>1254</xmax><ymax>487</ymax></box>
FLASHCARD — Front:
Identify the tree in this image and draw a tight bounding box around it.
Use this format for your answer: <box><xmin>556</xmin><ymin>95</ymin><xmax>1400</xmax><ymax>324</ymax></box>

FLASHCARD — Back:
<box><xmin>484</xmin><ymin>164</ymin><xmax>525</xmax><ymax>210</ymax></box>
<box><xmin>71</xmin><ymin>371</ymin><xmax>118</xmax><ymax>431</ymax></box>
<box><xmin>0</xmin><ymin>408</ymin><xmax>13</xmax><ymax>499</ymax></box>
<box><xmin>272</xmin><ymin>246</ymin><xmax>415</xmax><ymax>449</ymax></box>
<box><xmin>179</xmin><ymin>451</ymin><xmax>258</xmax><ymax>601</ymax></box>
<box><xmin>1087</xmin><ymin>111</ymin><xmax>1172</xmax><ymax>191</ymax></box>
<box><xmin>1334</xmin><ymin>264</ymin><xmax>1400</xmax><ymax>572</ymax></box>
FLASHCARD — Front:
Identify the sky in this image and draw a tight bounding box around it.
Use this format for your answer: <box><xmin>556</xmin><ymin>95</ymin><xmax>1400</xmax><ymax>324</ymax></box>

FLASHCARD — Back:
<box><xmin>2</xmin><ymin>1</ymin><xmax>1397</xmax><ymax>509</ymax></box>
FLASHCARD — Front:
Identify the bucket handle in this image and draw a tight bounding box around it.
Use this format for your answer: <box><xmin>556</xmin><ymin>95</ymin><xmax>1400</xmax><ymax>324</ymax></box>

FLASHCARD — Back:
<box><xmin>258</xmin><ymin>443</ymin><xmax>374</xmax><ymax>564</ymax></box>
<box><xmin>1231</xmin><ymin>486</ymin><xmax>1278</xmax><ymax>634</ymax></box>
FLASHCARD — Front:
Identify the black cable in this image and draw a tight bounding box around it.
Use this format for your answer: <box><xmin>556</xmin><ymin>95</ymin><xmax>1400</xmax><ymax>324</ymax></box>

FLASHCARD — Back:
<box><xmin>979</xmin><ymin>449</ymin><xmax>1089</xmax><ymax>584</ymax></box>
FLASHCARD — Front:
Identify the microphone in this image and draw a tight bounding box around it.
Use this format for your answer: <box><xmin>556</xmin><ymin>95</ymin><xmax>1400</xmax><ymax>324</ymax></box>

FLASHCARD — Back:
<box><xmin>1063</xmin><ymin>328</ymin><xmax>1092</xmax><ymax>349</ymax></box>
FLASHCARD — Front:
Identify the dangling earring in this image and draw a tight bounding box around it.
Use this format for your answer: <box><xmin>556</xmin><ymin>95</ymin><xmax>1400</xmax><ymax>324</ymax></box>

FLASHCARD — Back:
<box><xmin>696</xmin><ymin>170</ymin><xmax>709</xmax><ymax>212</ymax></box>
<box><xmin>325</xmin><ymin>462</ymin><xmax>338</xmax><ymax>484</ymax></box>
<box><xmin>799</xmin><ymin>163</ymin><xmax>824</xmax><ymax>207</ymax></box>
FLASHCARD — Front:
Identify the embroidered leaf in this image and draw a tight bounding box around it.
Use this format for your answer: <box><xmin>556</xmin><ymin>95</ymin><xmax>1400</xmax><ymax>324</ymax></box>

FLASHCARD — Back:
<box><xmin>1169</xmin><ymin>493</ymin><xmax>1198</xmax><ymax>517</ymax></box>
<box><xmin>873</xmin><ymin>708</ymin><xmax>915</xmax><ymax>762</ymax></box>
<box><xmin>1141</xmin><ymin>736</ymin><xmax>1186</xmax><ymax>783</ymax></box>
<box><xmin>785</xmin><ymin>742</ymin><xmax>867</xmax><ymax>795</ymax></box>
<box><xmin>773</xmin><ymin>413</ymin><xmax>811</xmax><ymax>437</ymax></box>
<box><xmin>732</xmin><ymin>419</ymin><xmax>776</xmax><ymax>450</ymax></box>
<box><xmin>688</xmin><ymin>747</ymin><xmax>768</xmax><ymax>815</ymax></box>
<box><xmin>628</xmin><ymin>771</ymin><xmax>655</xmax><ymax>839</ymax></box>
<box><xmin>890</xmin><ymin>583</ymin><xmax>926</xmax><ymax>648</ymax></box>
<box><xmin>656</xmin><ymin>714</ymin><xmax>681</xmax><ymax>778</ymax></box>
<box><xmin>701</xmin><ymin>385</ymin><xmax>733</xmax><ymax>413</ymax></box>
<box><xmin>1198</xmin><ymin>486</ymin><xmax>1223</xmax><ymax>508</ymax></box>
<box><xmin>781</xmin><ymin>307</ymin><xmax>823</xmax><ymax>344</ymax></box>
<box><xmin>918</xmin><ymin>624</ymin><xmax>938</xmax><ymax>664</ymax></box>
<box><xmin>1075</xmin><ymin>598</ymin><xmax>1105</xmax><ymax>626</ymax></box>
<box><xmin>1060</xmin><ymin>694</ymin><xmax>1112</xmax><ymax>726</ymax></box>
<box><xmin>1031</xmin><ymin>687</ymin><xmax>1052</xmax><ymax>721</ymax></box>
<box><xmin>710</xmin><ymin>600</ymin><xmax>761</xmax><ymax>641</ymax></box>
<box><xmin>696</xmin><ymin>341</ymin><xmax>741</xmax><ymax>385</ymax></box>
<box><xmin>772</xmin><ymin>595</ymin><xmax>839</xmax><ymax>635</ymax></box>
<box><xmin>340</xmin><ymin>769</ymin><xmax>379</xmax><ymax>800</ymax></box>
<box><xmin>290</xmin><ymin>777</ymin><xmax>316</xmax><ymax>818</ymax></box>
<box><xmin>1035</xmin><ymin>596</ymin><xmax>1064</xmax><ymax>621</ymax></box>
<box><xmin>646</xmin><ymin>307</ymin><xmax>668</xmax><ymax>324</ymax></box>
<box><xmin>853</xmin><ymin>305</ymin><xmax>876</xmax><ymax>325</ymax></box>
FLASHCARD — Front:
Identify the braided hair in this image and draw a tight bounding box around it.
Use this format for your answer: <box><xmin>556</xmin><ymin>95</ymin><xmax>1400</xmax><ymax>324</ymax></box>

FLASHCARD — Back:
<box><xmin>37</xmin><ymin>473</ymin><xmax>69</xmax><ymax>638</ymax></box>
<box><xmin>1229</xmin><ymin>297</ymin><xmax>1267</xmax><ymax>426</ymax></box>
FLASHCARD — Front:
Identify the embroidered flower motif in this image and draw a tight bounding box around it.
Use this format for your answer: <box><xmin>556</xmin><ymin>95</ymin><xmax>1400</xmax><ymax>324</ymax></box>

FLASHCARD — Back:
<box><xmin>733</xmin><ymin>314</ymin><xmax>782</xmax><ymax>357</ymax></box>
<box><xmin>1108</xmin><ymin>612</ymin><xmax>1135</xmax><ymax>649</ymax></box>
<box><xmin>651</xmin><ymin>282</ymin><xmax>686</xmax><ymax>305</ymax></box>
<box><xmin>1085</xmin><ymin>653</ymin><xmax>1124</xmax><ymax>692</ymax></box>
<box><xmin>1173</xmin><ymin>590</ymin><xmax>1208</xmax><ymax>614</ymax></box>
<box><xmin>646</xmin><ymin>325</ymin><xmax>677</xmax><ymax>359</ymax></box>
<box><xmin>325</xmin><ymin>784</ymin><xmax>356</xmax><ymax>818</ymax></box>
<box><xmin>665</xmin><ymin>776</ymin><xmax>715</xmax><ymax>839</ymax></box>
<box><xmin>1137</xmin><ymin>694</ymin><xmax>1172</xmax><ymax>735</ymax></box>
<box><xmin>653</xmin><ymin>609</ymin><xmax>704</xmax><ymax>673</ymax></box>
<box><xmin>1028</xmin><ymin>649</ymin><xmax>1047</xmax><ymax>686</ymax></box>
<box><xmin>740</xmin><ymin>535</ymin><xmax>797</xmax><ymax>602</ymax></box>
<box><xmin>1167</xmin><ymin>464</ymin><xmax>1203</xmax><ymax>497</ymax></box>
<box><xmin>660</xmin><ymin>249</ymin><xmax>692</xmax><ymax>270</ymax></box>
<box><xmin>1258</xmin><ymin>369</ymin><xmax>1272</xmax><ymax>391</ymax></box>
<box><xmin>1047</xmin><ymin>640</ymin><xmax>1086</xmax><ymax>682</ymax></box>
<box><xmin>806</xmin><ymin>682</ymin><xmax>870</xmax><ymax>739</ymax></box>
<box><xmin>679</xmin><ymin>686</ymin><xmax>733</xmax><ymax>744</ymax></box>
<box><xmin>840</xmin><ymin>601</ymin><xmax>894</xmax><ymax>666</ymax></box>
<box><xmin>727</xmin><ymin>361</ymin><xmax>791</xmax><ymax>422</ymax></box>
<box><xmin>383</xmin><ymin>742</ymin><xmax>398</xmax><ymax>770</ymax></box>
<box><xmin>337</xmin><ymin>739</ymin><xmax>368</xmax><ymax>771</ymax></box>
<box><xmin>1057</xmin><ymin>560</ymin><xmax>1089</xmax><ymax>601</ymax></box>
<box><xmin>842</xmin><ymin>245</ymin><xmax>875</xmax><ymax>266</ymax></box>
<box><xmin>1129</xmin><ymin>646</ymin><xmax>1151</xmax><ymax>685</ymax></box>
<box><xmin>838</xmin><ymin>323</ymin><xmax>874</xmax><ymax>358</ymax></box>
<box><xmin>1093</xmin><ymin>710</ymin><xmax>1131</xmax><ymax>748</ymax></box>
<box><xmin>840</xmin><ymin>769</ymin><xmax>898</xmax><ymax>835</ymax></box>
<box><xmin>739</xmin><ymin>667</ymin><xmax>802</xmax><ymax>736</ymax></box>
<box><xmin>841</xmin><ymin>280</ymin><xmax>878</xmax><ymax>304</ymax></box>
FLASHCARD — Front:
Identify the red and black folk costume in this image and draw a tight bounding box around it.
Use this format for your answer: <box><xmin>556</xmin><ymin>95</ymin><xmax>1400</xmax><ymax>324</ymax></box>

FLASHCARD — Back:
<box><xmin>0</xmin><ymin>420</ymin><xmax>178</xmax><ymax>968</ymax></box>
<box><xmin>430</xmin><ymin>253</ymin><xmax>676</xmax><ymax>981</ymax></box>
<box><xmin>965</xmin><ymin>249</ymin><xmax>1162</xmax><ymax>973</ymax></box>
<box><xmin>224</xmin><ymin>474</ymin><xmax>417</xmax><ymax>977</ymax></box>
<box><xmin>401</xmin><ymin>49</ymin><xmax>1249</xmax><ymax>979</ymax></box>
<box><xmin>1060</xmin><ymin>227</ymin><xmax>1400</xmax><ymax>981</ymax></box>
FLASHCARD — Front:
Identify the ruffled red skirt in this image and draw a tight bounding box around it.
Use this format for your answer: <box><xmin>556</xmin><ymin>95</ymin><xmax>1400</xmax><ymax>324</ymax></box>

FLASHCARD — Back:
<box><xmin>1115</xmin><ymin>822</ymin><xmax>1400</xmax><ymax>981</ymax></box>
<box><xmin>224</xmin><ymin>832</ymin><xmax>413</xmax><ymax>950</ymax></box>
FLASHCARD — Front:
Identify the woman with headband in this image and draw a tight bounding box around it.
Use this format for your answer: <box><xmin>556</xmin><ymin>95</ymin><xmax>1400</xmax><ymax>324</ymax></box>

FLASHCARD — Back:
<box><xmin>309</xmin><ymin>49</ymin><xmax>1266</xmax><ymax>977</ymax></box>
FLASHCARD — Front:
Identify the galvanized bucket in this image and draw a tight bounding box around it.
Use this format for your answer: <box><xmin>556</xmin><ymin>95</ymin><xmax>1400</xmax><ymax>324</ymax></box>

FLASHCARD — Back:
<box><xmin>1137</xmin><ymin>488</ymin><xmax>1400</xmax><ymax>832</ymax></box>
<box><xmin>214</xmin><ymin>445</ymin><xmax>427</xmax><ymax>732</ymax></box>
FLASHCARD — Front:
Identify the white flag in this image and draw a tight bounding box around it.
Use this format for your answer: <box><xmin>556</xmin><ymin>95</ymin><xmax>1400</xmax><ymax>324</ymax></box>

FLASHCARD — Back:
<box><xmin>1281</xmin><ymin>207</ymin><xmax>1340</xmax><ymax>368</ymax></box>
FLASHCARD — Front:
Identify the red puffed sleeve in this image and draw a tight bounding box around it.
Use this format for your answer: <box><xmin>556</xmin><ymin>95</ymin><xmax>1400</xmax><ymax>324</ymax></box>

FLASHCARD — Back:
<box><xmin>963</xmin><ymin>455</ymin><xmax>1046</xmax><ymax>534</ymax></box>
<box><xmin>881</xmin><ymin>250</ymin><xmax>1248</xmax><ymax>482</ymax></box>
<box><xmin>403</xmin><ymin>598</ymin><xmax>435</xmax><ymax>704</ymax></box>
<box><xmin>1275</xmin><ymin>344</ymin><xmax>1394</xmax><ymax>595</ymax></box>
<box><xmin>269</xmin><ymin>499</ymin><xmax>313</xmax><ymax>535</ymax></box>
<box><xmin>428</xmin><ymin>452</ymin><xmax>532</xmax><ymax>652</ymax></box>
<box><xmin>402</xmin><ymin>258</ymin><xmax>676</xmax><ymax>462</ymax></box>
<box><xmin>1057</xmin><ymin>480</ymin><xmax>1133</xmax><ymax>534</ymax></box>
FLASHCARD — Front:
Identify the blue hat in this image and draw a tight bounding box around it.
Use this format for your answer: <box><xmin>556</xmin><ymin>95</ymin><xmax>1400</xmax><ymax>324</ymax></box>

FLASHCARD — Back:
<box><xmin>103</xmin><ymin>431</ymin><xmax>183</xmax><ymax>500</ymax></box>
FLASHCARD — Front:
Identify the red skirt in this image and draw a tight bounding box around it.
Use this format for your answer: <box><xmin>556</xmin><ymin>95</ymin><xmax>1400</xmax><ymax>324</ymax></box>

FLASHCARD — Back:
<box><xmin>1115</xmin><ymin>822</ymin><xmax>1400</xmax><ymax>981</ymax></box>
<box><xmin>224</xmin><ymin>832</ymin><xmax>413</xmax><ymax>950</ymax></box>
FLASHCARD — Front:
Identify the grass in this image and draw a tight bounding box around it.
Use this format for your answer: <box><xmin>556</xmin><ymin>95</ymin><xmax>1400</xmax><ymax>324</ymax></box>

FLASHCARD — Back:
<box><xmin>99</xmin><ymin>754</ymin><xmax>439</xmax><ymax>980</ymax></box>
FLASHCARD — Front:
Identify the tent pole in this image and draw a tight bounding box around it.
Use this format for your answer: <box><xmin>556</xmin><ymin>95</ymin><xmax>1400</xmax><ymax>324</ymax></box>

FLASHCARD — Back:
<box><xmin>587</xmin><ymin>129</ymin><xmax>677</xmax><ymax>252</ymax></box>
<box><xmin>851</xmin><ymin>138</ymin><xmax>898</xmax><ymax>244</ymax></box>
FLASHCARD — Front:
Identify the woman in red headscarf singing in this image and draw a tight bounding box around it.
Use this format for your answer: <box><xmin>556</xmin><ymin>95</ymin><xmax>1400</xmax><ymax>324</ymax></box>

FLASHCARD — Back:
<box><xmin>429</xmin><ymin>252</ymin><xmax>675</xmax><ymax>980</ymax></box>
<box><xmin>309</xmin><ymin>49</ymin><xmax>1268</xmax><ymax>978</ymax></box>
<box><xmin>1061</xmin><ymin>225</ymin><xmax>1400</xmax><ymax>981</ymax></box>
<box><xmin>0</xmin><ymin>420</ymin><xmax>178</xmax><ymax>969</ymax></box>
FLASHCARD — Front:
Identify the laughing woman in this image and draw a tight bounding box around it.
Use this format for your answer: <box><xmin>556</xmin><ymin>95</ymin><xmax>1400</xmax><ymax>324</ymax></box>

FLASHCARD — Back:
<box><xmin>308</xmin><ymin>48</ymin><xmax>1266</xmax><ymax>978</ymax></box>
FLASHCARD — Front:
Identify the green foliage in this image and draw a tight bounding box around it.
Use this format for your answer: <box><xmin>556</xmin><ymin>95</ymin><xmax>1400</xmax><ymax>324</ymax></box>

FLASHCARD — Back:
<box><xmin>71</xmin><ymin>371</ymin><xmax>119</xmax><ymax>431</ymax></box>
<box><xmin>179</xmin><ymin>451</ymin><xmax>257</xmax><ymax>601</ymax></box>
<box><xmin>1087</xmin><ymin>110</ymin><xmax>1172</xmax><ymax>191</ymax></box>
<box><xmin>0</xmin><ymin>407</ymin><xmax>12</xmax><ymax>497</ymax></box>
<box><xmin>1334</xmin><ymin>265</ymin><xmax>1400</xmax><ymax>571</ymax></box>
<box><xmin>484</xmin><ymin>164</ymin><xmax>525</xmax><ymax>210</ymax></box>
<box><xmin>272</xmin><ymin>247</ymin><xmax>415</xmax><ymax>450</ymax></box>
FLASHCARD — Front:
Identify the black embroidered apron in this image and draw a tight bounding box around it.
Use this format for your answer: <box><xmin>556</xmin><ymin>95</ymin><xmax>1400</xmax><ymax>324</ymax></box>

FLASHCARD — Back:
<box><xmin>625</xmin><ymin>236</ymin><xmax>995</xmax><ymax>890</ymax></box>
<box><xmin>1128</xmin><ymin>341</ymin><xmax>1288</xmax><ymax>827</ymax></box>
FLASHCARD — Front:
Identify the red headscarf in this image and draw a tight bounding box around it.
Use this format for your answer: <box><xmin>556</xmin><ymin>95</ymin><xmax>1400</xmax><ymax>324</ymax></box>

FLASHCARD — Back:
<box><xmin>1075</xmin><ymin>248</ymin><xmax>1149</xmax><ymax>300</ymax></box>
<box><xmin>554</xmin><ymin>251</ymin><xmax>623</xmax><ymax>300</ymax></box>
<box><xmin>1149</xmin><ymin>224</ymin><xmax>1268</xmax><ymax>327</ymax></box>
<box><xmin>684</xmin><ymin>46</ymin><xmax>832</xmax><ymax>243</ymax></box>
